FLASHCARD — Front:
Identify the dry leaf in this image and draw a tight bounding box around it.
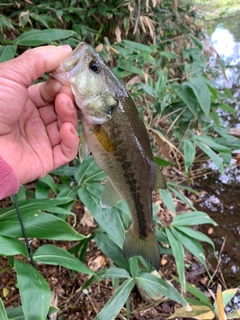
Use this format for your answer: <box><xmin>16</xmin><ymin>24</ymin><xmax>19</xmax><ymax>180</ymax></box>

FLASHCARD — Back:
<box><xmin>89</xmin><ymin>256</ymin><xmax>106</xmax><ymax>272</ymax></box>
<box><xmin>208</xmin><ymin>227</ymin><xmax>213</xmax><ymax>235</ymax></box>
<box><xmin>80</xmin><ymin>209</ymin><xmax>96</xmax><ymax>228</ymax></box>
<box><xmin>115</xmin><ymin>25</ymin><xmax>122</xmax><ymax>43</ymax></box>
<box><xmin>216</xmin><ymin>284</ymin><xmax>226</xmax><ymax>320</ymax></box>
<box><xmin>95</xmin><ymin>43</ymin><xmax>103</xmax><ymax>52</ymax></box>
<box><xmin>3</xmin><ymin>287</ymin><xmax>9</xmax><ymax>298</ymax></box>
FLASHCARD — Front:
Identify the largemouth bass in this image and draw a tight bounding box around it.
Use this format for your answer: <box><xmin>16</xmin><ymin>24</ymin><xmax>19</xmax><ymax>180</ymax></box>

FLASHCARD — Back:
<box><xmin>51</xmin><ymin>42</ymin><xmax>167</xmax><ymax>270</ymax></box>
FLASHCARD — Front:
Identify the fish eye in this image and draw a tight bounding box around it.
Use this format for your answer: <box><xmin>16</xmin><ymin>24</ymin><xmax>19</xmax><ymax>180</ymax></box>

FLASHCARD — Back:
<box><xmin>89</xmin><ymin>60</ymin><xmax>101</xmax><ymax>73</ymax></box>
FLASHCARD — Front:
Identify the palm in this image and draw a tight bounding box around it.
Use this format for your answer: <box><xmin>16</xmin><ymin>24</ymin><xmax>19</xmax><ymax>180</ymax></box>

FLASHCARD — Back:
<box><xmin>0</xmin><ymin>46</ymin><xmax>79</xmax><ymax>184</ymax></box>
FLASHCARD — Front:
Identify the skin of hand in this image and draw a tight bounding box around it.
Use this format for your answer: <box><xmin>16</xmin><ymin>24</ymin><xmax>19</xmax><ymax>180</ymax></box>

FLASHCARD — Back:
<box><xmin>0</xmin><ymin>45</ymin><xmax>79</xmax><ymax>184</ymax></box>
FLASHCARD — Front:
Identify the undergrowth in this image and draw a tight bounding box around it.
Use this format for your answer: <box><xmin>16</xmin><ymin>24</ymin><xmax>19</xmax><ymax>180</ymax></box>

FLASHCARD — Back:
<box><xmin>0</xmin><ymin>0</ymin><xmax>240</xmax><ymax>319</ymax></box>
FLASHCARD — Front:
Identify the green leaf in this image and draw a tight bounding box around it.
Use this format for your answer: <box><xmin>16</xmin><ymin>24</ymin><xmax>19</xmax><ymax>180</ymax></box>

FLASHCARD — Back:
<box><xmin>129</xmin><ymin>256</ymin><xmax>139</xmax><ymax>278</ymax></box>
<box><xmin>136</xmin><ymin>273</ymin><xmax>189</xmax><ymax>308</ymax></box>
<box><xmin>0</xmin><ymin>298</ymin><xmax>8</xmax><ymax>320</ymax></box>
<box><xmin>33</xmin><ymin>244</ymin><xmax>94</xmax><ymax>275</ymax></box>
<box><xmin>170</xmin><ymin>227</ymin><xmax>207</xmax><ymax>268</ymax></box>
<box><xmin>15</xmin><ymin>260</ymin><xmax>51</xmax><ymax>320</ymax></box>
<box><xmin>165</xmin><ymin>228</ymin><xmax>186</xmax><ymax>292</ymax></box>
<box><xmin>97</xmin><ymin>267</ymin><xmax>130</xmax><ymax>280</ymax></box>
<box><xmin>160</xmin><ymin>189</ymin><xmax>175</xmax><ymax>215</ymax></box>
<box><xmin>160</xmin><ymin>50</ymin><xmax>178</xmax><ymax>59</ymax></box>
<box><xmin>186</xmin><ymin>78</ymin><xmax>211</xmax><ymax>115</ymax></box>
<box><xmin>74</xmin><ymin>156</ymin><xmax>106</xmax><ymax>185</ymax></box>
<box><xmin>0</xmin><ymin>45</ymin><xmax>17</xmax><ymax>62</ymax></box>
<box><xmin>7</xmin><ymin>306</ymin><xmax>24</xmax><ymax>320</ymax></box>
<box><xmin>0</xmin><ymin>199</ymin><xmax>84</xmax><ymax>241</ymax></box>
<box><xmin>94</xmin><ymin>231</ymin><xmax>129</xmax><ymax>270</ymax></box>
<box><xmin>173</xmin><ymin>84</ymin><xmax>198</xmax><ymax>116</ymax></box>
<box><xmin>96</xmin><ymin>278</ymin><xmax>135</xmax><ymax>320</ymax></box>
<box><xmin>183</xmin><ymin>139</ymin><xmax>196</xmax><ymax>171</ymax></box>
<box><xmin>154</xmin><ymin>157</ymin><xmax>172</xmax><ymax>167</ymax></box>
<box><xmin>176</xmin><ymin>226</ymin><xmax>215</xmax><ymax>249</ymax></box>
<box><xmin>38</xmin><ymin>174</ymin><xmax>58</xmax><ymax>195</ymax></box>
<box><xmin>195</xmin><ymin>141</ymin><xmax>224</xmax><ymax>174</ymax></box>
<box><xmin>0</xmin><ymin>235</ymin><xmax>28</xmax><ymax>256</ymax></box>
<box><xmin>14</xmin><ymin>29</ymin><xmax>76</xmax><ymax>46</ymax></box>
<box><xmin>171</xmin><ymin>211</ymin><xmax>217</xmax><ymax>227</ymax></box>
<box><xmin>168</xmin><ymin>185</ymin><xmax>196</xmax><ymax>211</ymax></box>
<box><xmin>174</xmin><ymin>278</ymin><xmax>212</xmax><ymax>308</ymax></box>
<box><xmin>222</xmin><ymin>288</ymin><xmax>239</xmax><ymax>307</ymax></box>
<box><xmin>78</xmin><ymin>184</ymin><xmax>125</xmax><ymax>247</ymax></box>
<box><xmin>193</xmin><ymin>135</ymin><xmax>231</xmax><ymax>153</ymax></box>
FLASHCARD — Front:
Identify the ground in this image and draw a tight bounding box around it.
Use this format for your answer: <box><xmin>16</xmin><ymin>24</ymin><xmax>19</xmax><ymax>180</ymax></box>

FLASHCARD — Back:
<box><xmin>0</xmin><ymin>193</ymin><xmax>213</xmax><ymax>320</ymax></box>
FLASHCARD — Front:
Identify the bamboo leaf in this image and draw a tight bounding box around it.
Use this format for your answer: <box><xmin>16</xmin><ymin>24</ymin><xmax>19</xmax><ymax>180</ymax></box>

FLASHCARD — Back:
<box><xmin>33</xmin><ymin>244</ymin><xmax>94</xmax><ymax>275</ymax></box>
<box><xmin>96</xmin><ymin>278</ymin><xmax>135</xmax><ymax>320</ymax></box>
<box><xmin>165</xmin><ymin>228</ymin><xmax>186</xmax><ymax>292</ymax></box>
<box><xmin>171</xmin><ymin>211</ymin><xmax>217</xmax><ymax>227</ymax></box>
<box><xmin>136</xmin><ymin>273</ymin><xmax>189</xmax><ymax>308</ymax></box>
<box><xmin>0</xmin><ymin>298</ymin><xmax>8</xmax><ymax>320</ymax></box>
<box><xmin>14</xmin><ymin>29</ymin><xmax>76</xmax><ymax>46</ymax></box>
<box><xmin>15</xmin><ymin>260</ymin><xmax>51</xmax><ymax>320</ymax></box>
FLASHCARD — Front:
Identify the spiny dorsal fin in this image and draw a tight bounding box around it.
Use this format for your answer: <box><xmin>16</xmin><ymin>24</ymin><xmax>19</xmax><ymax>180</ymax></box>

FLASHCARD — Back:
<box><xmin>93</xmin><ymin>126</ymin><xmax>116</xmax><ymax>155</ymax></box>
<box><xmin>154</xmin><ymin>164</ymin><xmax>167</xmax><ymax>190</ymax></box>
<box><xmin>100</xmin><ymin>180</ymin><xmax>122</xmax><ymax>208</ymax></box>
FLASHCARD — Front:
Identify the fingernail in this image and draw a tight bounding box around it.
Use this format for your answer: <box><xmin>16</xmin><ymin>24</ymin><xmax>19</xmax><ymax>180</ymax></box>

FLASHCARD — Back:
<box><xmin>59</xmin><ymin>44</ymin><xmax>72</xmax><ymax>51</ymax></box>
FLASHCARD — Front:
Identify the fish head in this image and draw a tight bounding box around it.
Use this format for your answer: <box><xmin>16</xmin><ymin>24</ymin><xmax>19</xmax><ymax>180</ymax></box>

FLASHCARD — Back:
<box><xmin>51</xmin><ymin>42</ymin><xmax>127</xmax><ymax>124</ymax></box>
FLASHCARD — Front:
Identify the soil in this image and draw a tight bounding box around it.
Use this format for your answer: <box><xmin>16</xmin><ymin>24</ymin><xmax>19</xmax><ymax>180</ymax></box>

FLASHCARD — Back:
<box><xmin>0</xmin><ymin>191</ymin><xmax>213</xmax><ymax>320</ymax></box>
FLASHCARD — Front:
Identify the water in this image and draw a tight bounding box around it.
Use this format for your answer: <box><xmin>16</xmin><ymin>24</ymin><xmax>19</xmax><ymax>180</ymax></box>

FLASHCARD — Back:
<box><xmin>194</xmin><ymin>15</ymin><xmax>240</xmax><ymax>288</ymax></box>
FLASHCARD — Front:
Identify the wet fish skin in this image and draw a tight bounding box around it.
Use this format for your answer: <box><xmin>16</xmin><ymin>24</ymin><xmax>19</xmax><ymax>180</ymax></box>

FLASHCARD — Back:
<box><xmin>51</xmin><ymin>43</ymin><xmax>167</xmax><ymax>270</ymax></box>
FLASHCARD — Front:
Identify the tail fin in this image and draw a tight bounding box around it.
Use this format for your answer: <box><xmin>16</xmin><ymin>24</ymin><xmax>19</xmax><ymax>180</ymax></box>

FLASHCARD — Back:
<box><xmin>122</xmin><ymin>228</ymin><xmax>160</xmax><ymax>270</ymax></box>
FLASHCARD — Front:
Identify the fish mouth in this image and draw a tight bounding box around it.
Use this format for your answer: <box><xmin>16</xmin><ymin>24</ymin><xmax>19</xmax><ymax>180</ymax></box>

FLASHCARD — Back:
<box><xmin>50</xmin><ymin>42</ymin><xmax>89</xmax><ymax>83</ymax></box>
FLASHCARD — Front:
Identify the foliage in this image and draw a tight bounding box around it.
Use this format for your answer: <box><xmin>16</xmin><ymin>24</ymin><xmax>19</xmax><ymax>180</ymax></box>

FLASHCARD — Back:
<box><xmin>0</xmin><ymin>0</ymin><xmax>239</xmax><ymax>319</ymax></box>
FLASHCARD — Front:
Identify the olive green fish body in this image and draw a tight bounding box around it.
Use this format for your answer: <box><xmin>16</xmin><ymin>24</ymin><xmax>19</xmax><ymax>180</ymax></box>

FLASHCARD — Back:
<box><xmin>51</xmin><ymin>43</ymin><xmax>166</xmax><ymax>270</ymax></box>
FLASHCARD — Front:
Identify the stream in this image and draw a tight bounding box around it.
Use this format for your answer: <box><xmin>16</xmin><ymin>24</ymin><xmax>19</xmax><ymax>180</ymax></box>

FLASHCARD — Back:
<box><xmin>193</xmin><ymin>13</ymin><xmax>240</xmax><ymax>308</ymax></box>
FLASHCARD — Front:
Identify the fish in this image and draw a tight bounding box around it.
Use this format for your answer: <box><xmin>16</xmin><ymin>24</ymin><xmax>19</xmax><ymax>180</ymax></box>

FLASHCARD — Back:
<box><xmin>50</xmin><ymin>42</ymin><xmax>167</xmax><ymax>270</ymax></box>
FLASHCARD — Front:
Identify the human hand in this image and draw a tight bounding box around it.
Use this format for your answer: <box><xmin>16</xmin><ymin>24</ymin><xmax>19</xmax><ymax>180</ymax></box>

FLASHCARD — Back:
<box><xmin>0</xmin><ymin>45</ymin><xmax>79</xmax><ymax>184</ymax></box>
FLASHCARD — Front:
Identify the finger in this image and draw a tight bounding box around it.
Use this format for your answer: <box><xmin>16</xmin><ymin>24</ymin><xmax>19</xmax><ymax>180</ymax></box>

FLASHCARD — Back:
<box><xmin>55</xmin><ymin>93</ymin><xmax>78</xmax><ymax>131</ymax></box>
<box><xmin>38</xmin><ymin>105</ymin><xmax>57</xmax><ymax>126</ymax></box>
<box><xmin>28</xmin><ymin>77</ymin><xmax>62</xmax><ymax>107</ymax></box>
<box><xmin>0</xmin><ymin>45</ymin><xmax>72</xmax><ymax>88</ymax></box>
<box><xmin>52</xmin><ymin>122</ymin><xmax>79</xmax><ymax>168</ymax></box>
<box><xmin>46</xmin><ymin>121</ymin><xmax>61</xmax><ymax>147</ymax></box>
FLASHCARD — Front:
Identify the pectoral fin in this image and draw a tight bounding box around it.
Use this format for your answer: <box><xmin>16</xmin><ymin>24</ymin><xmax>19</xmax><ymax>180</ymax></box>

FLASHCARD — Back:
<box><xmin>154</xmin><ymin>165</ymin><xmax>167</xmax><ymax>190</ymax></box>
<box><xmin>78</xmin><ymin>132</ymin><xmax>90</xmax><ymax>163</ymax></box>
<box><xmin>100</xmin><ymin>180</ymin><xmax>122</xmax><ymax>208</ymax></box>
<box><xmin>93</xmin><ymin>126</ymin><xmax>116</xmax><ymax>155</ymax></box>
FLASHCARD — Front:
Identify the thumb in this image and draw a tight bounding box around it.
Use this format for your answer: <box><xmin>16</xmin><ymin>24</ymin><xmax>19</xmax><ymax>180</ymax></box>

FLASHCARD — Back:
<box><xmin>0</xmin><ymin>45</ymin><xmax>72</xmax><ymax>88</ymax></box>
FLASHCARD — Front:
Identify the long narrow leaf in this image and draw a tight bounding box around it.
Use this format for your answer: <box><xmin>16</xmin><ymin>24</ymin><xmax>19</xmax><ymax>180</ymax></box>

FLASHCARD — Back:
<box><xmin>170</xmin><ymin>227</ymin><xmax>207</xmax><ymax>268</ymax></box>
<box><xmin>136</xmin><ymin>273</ymin><xmax>189</xmax><ymax>308</ymax></box>
<box><xmin>0</xmin><ymin>235</ymin><xmax>28</xmax><ymax>256</ymax></box>
<box><xmin>0</xmin><ymin>298</ymin><xmax>8</xmax><ymax>320</ymax></box>
<box><xmin>15</xmin><ymin>260</ymin><xmax>51</xmax><ymax>320</ymax></box>
<box><xmin>96</xmin><ymin>278</ymin><xmax>135</xmax><ymax>320</ymax></box>
<box><xmin>171</xmin><ymin>211</ymin><xmax>217</xmax><ymax>227</ymax></box>
<box><xmin>165</xmin><ymin>228</ymin><xmax>186</xmax><ymax>292</ymax></box>
<box><xmin>78</xmin><ymin>185</ymin><xmax>125</xmax><ymax>247</ymax></box>
<box><xmin>33</xmin><ymin>244</ymin><xmax>94</xmax><ymax>275</ymax></box>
